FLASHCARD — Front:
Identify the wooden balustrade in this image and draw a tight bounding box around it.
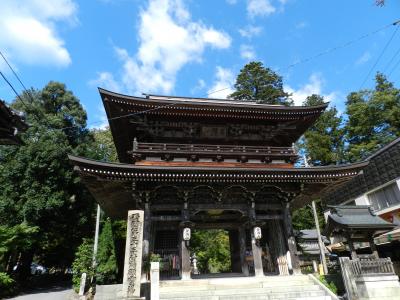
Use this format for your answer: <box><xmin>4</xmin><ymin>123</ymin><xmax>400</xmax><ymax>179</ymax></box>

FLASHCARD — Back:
<box><xmin>348</xmin><ymin>257</ymin><xmax>395</xmax><ymax>276</ymax></box>
<box><xmin>130</xmin><ymin>142</ymin><xmax>297</xmax><ymax>163</ymax></box>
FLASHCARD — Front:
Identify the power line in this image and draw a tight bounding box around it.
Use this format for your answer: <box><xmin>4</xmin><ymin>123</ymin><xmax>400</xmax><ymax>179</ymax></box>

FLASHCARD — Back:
<box><xmin>1</xmin><ymin>20</ymin><xmax>400</xmax><ymax>132</ymax></box>
<box><xmin>0</xmin><ymin>50</ymin><xmax>30</xmax><ymax>93</ymax></box>
<box><xmin>277</xmin><ymin>19</ymin><xmax>400</xmax><ymax>74</ymax></box>
<box><xmin>359</xmin><ymin>23</ymin><xmax>400</xmax><ymax>89</ymax></box>
<box><xmin>388</xmin><ymin>56</ymin><xmax>400</xmax><ymax>77</ymax></box>
<box><xmin>0</xmin><ymin>71</ymin><xmax>32</xmax><ymax>114</ymax></box>
<box><xmin>383</xmin><ymin>44</ymin><xmax>400</xmax><ymax>74</ymax></box>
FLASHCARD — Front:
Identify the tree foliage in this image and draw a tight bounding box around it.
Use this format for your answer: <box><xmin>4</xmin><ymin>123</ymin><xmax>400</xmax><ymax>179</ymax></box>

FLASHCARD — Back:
<box><xmin>292</xmin><ymin>201</ymin><xmax>325</xmax><ymax>231</ymax></box>
<box><xmin>89</xmin><ymin>127</ymin><xmax>118</xmax><ymax>162</ymax></box>
<box><xmin>229</xmin><ymin>61</ymin><xmax>291</xmax><ymax>105</ymax></box>
<box><xmin>0</xmin><ymin>81</ymin><xmax>99</xmax><ymax>277</ymax></box>
<box><xmin>96</xmin><ymin>218</ymin><xmax>118</xmax><ymax>285</ymax></box>
<box><xmin>300</xmin><ymin>94</ymin><xmax>344</xmax><ymax>166</ymax></box>
<box><xmin>72</xmin><ymin>239</ymin><xmax>94</xmax><ymax>293</ymax></box>
<box><xmin>190</xmin><ymin>230</ymin><xmax>231</xmax><ymax>273</ymax></box>
<box><xmin>344</xmin><ymin>73</ymin><xmax>400</xmax><ymax>161</ymax></box>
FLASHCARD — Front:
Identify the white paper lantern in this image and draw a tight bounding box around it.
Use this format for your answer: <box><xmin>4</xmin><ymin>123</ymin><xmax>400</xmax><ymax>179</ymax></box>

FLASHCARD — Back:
<box><xmin>183</xmin><ymin>227</ymin><xmax>191</xmax><ymax>241</ymax></box>
<box><xmin>253</xmin><ymin>226</ymin><xmax>262</xmax><ymax>240</ymax></box>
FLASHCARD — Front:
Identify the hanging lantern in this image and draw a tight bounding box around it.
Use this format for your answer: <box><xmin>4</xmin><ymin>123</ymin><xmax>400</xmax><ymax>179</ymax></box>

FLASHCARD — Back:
<box><xmin>253</xmin><ymin>226</ymin><xmax>262</xmax><ymax>240</ymax></box>
<box><xmin>183</xmin><ymin>227</ymin><xmax>191</xmax><ymax>241</ymax></box>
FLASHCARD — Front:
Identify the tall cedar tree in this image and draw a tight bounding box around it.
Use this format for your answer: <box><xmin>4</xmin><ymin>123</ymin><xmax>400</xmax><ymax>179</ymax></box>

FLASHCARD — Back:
<box><xmin>300</xmin><ymin>94</ymin><xmax>344</xmax><ymax>166</ymax></box>
<box><xmin>0</xmin><ymin>82</ymin><xmax>99</xmax><ymax>277</ymax></box>
<box><xmin>345</xmin><ymin>73</ymin><xmax>400</xmax><ymax>162</ymax></box>
<box><xmin>229</xmin><ymin>61</ymin><xmax>292</xmax><ymax>105</ymax></box>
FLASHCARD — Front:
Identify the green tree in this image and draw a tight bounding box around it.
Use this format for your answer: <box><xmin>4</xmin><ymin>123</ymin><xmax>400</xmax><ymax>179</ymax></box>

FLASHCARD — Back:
<box><xmin>300</xmin><ymin>94</ymin><xmax>344</xmax><ymax>166</ymax></box>
<box><xmin>0</xmin><ymin>82</ymin><xmax>98</xmax><ymax>278</ymax></box>
<box><xmin>345</xmin><ymin>73</ymin><xmax>400</xmax><ymax>161</ymax></box>
<box><xmin>229</xmin><ymin>61</ymin><xmax>291</xmax><ymax>105</ymax></box>
<box><xmin>96</xmin><ymin>218</ymin><xmax>118</xmax><ymax>284</ymax></box>
<box><xmin>292</xmin><ymin>201</ymin><xmax>325</xmax><ymax>231</ymax></box>
<box><xmin>89</xmin><ymin>127</ymin><xmax>118</xmax><ymax>162</ymax></box>
<box><xmin>190</xmin><ymin>230</ymin><xmax>231</xmax><ymax>273</ymax></box>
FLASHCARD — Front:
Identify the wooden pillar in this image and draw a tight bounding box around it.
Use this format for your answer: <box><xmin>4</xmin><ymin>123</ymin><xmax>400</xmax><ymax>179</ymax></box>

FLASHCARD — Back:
<box><xmin>283</xmin><ymin>202</ymin><xmax>301</xmax><ymax>275</ymax></box>
<box><xmin>229</xmin><ymin>229</ymin><xmax>242</xmax><ymax>273</ymax></box>
<box><xmin>369</xmin><ymin>233</ymin><xmax>379</xmax><ymax>259</ymax></box>
<box><xmin>269</xmin><ymin>219</ymin><xmax>289</xmax><ymax>275</ymax></box>
<box><xmin>249</xmin><ymin>202</ymin><xmax>264</xmax><ymax>277</ymax></box>
<box><xmin>180</xmin><ymin>201</ymin><xmax>191</xmax><ymax>280</ymax></box>
<box><xmin>179</xmin><ymin>230</ymin><xmax>191</xmax><ymax>280</ymax></box>
<box><xmin>142</xmin><ymin>202</ymin><xmax>151</xmax><ymax>281</ymax></box>
<box><xmin>238</xmin><ymin>226</ymin><xmax>249</xmax><ymax>276</ymax></box>
<box><xmin>346</xmin><ymin>232</ymin><xmax>357</xmax><ymax>259</ymax></box>
<box><xmin>251</xmin><ymin>230</ymin><xmax>264</xmax><ymax>277</ymax></box>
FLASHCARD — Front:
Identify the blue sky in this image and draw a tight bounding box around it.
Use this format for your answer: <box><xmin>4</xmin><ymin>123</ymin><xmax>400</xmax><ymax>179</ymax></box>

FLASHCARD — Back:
<box><xmin>0</xmin><ymin>0</ymin><xmax>399</xmax><ymax>128</ymax></box>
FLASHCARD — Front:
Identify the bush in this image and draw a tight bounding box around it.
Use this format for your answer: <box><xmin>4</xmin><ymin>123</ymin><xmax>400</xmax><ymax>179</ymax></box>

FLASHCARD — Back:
<box><xmin>0</xmin><ymin>272</ymin><xmax>16</xmax><ymax>298</ymax></box>
<box><xmin>318</xmin><ymin>275</ymin><xmax>338</xmax><ymax>295</ymax></box>
<box><xmin>96</xmin><ymin>218</ymin><xmax>118</xmax><ymax>285</ymax></box>
<box><xmin>72</xmin><ymin>239</ymin><xmax>94</xmax><ymax>293</ymax></box>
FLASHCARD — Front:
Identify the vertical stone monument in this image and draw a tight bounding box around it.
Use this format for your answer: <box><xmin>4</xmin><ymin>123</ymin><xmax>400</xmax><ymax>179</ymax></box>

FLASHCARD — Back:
<box><xmin>122</xmin><ymin>210</ymin><xmax>144</xmax><ymax>299</ymax></box>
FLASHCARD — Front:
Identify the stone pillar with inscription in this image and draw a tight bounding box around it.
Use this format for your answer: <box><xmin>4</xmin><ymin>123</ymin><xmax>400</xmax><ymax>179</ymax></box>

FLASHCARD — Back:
<box><xmin>121</xmin><ymin>210</ymin><xmax>144</xmax><ymax>299</ymax></box>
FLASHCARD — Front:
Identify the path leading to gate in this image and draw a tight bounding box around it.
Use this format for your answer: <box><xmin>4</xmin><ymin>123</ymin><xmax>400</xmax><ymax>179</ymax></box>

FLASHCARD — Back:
<box><xmin>8</xmin><ymin>287</ymin><xmax>76</xmax><ymax>300</ymax></box>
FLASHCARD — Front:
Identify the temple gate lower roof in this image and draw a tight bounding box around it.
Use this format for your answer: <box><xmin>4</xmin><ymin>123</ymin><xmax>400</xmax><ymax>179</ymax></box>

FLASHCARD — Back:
<box><xmin>69</xmin><ymin>155</ymin><xmax>368</xmax><ymax>218</ymax></box>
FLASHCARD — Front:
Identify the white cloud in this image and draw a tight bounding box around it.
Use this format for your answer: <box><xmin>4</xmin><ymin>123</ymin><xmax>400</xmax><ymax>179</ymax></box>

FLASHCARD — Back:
<box><xmin>0</xmin><ymin>0</ymin><xmax>77</xmax><ymax>67</ymax></box>
<box><xmin>239</xmin><ymin>25</ymin><xmax>262</xmax><ymax>38</ymax></box>
<box><xmin>247</xmin><ymin>0</ymin><xmax>276</xmax><ymax>18</ymax></box>
<box><xmin>101</xmin><ymin>0</ymin><xmax>231</xmax><ymax>95</ymax></box>
<box><xmin>284</xmin><ymin>73</ymin><xmax>337</xmax><ymax>106</ymax></box>
<box><xmin>240</xmin><ymin>44</ymin><xmax>256</xmax><ymax>60</ymax></box>
<box><xmin>191</xmin><ymin>79</ymin><xmax>206</xmax><ymax>94</ymax></box>
<box><xmin>355</xmin><ymin>51</ymin><xmax>371</xmax><ymax>66</ymax></box>
<box><xmin>89</xmin><ymin>72</ymin><xmax>122</xmax><ymax>93</ymax></box>
<box><xmin>207</xmin><ymin>66</ymin><xmax>235</xmax><ymax>99</ymax></box>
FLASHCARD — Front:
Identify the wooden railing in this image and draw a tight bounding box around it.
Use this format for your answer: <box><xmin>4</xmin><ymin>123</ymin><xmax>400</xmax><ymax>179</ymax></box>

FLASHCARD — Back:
<box><xmin>132</xmin><ymin>142</ymin><xmax>296</xmax><ymax>157</ymax></box>
<box><xmin>348</xmin><ymin>257</ymin><xmax>395</xmax><ymax>275</ymax></box>
<box><xmin>130</xmin><ymin>142</ymin><xmax>298</xmax><ymax>163</ymax></box>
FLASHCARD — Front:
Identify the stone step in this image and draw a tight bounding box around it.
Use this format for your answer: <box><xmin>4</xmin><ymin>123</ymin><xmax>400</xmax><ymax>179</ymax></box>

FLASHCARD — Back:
<box><xmin>160</xmin><ymin>280</ymin><xmax>315</xmax><ymax>291</ymax></box>
<box><xmin>160</xmin><ymin>284</ymin><xmax>322</xmax><ymax>295</ymax></box>
<box><xmin>161</xmin><ymin>289</ymin><xmax>327</xmax><ymax>298</ymax></box>
<box><xmin>162</xmin><ymin>294</ymin><xmax>332</xmax><ymax>300</ymax></box>
<box><xmin>159</xmin><ymin>275</ymin><xmax>312</xmax><ymax>288</ymax></box>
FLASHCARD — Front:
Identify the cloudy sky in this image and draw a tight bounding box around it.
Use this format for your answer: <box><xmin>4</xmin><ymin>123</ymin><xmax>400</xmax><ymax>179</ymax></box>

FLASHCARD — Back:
<box><xmin>0</xmin><ymin>0</ymin><xmax>399</xmax><ymax>128</ymax></box>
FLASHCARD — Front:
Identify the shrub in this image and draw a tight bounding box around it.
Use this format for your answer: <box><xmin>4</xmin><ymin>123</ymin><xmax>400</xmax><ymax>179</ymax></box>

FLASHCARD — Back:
<box><xmin>96</xmin><ymin>218</ymin><xmax>118</xmax><ymax>285</ymax></box>
<box><xmin>72</xmin><ymin>239</ymin><xmax>94</xmax><ymax>293</ymax></box>
<box><xmin>318</xmin><ymin>275</ymin><xmax>338</xmax><ymax>295</ymax></box>
<box><xmin>0</xmin><ymin>272</ymin><xmax>16</xmax><ymax>297</ymax></box>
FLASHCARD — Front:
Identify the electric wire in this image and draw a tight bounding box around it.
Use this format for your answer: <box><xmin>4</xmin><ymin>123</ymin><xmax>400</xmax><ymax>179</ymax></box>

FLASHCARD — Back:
<box><xmin>382</xmin><ymin>44</ymin><xmax>400</xmax><ymax>74</ymax></box>
<box><xmin>277</xmin><ymin>20</ymin><xmax>400</xmax><ymax>74</ymax></box>
<box><xmin>1</xmin><ymin>20</ymin><xmax>399</xmax><ymax>131</ymax></box>
<box><xmin>0</xmin><ymin>71</ymin><xmax>33</xmax><ymax>115</ymax></box>
<box><xmin>359</xmin><ymin>23</ymin><xmax>400</xmax><ymax>89</ymax></box>
<box><xmin>388</xmin><ymin>56</ymin><xmax>400</xmax><ymax>77</ymax></box>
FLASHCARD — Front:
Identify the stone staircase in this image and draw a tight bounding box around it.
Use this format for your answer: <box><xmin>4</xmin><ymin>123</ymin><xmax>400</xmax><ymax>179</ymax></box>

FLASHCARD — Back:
<box><xmin>159</xmin><ymin>275</ymin><xmax>335</xmax><ymax>300</ymax></box>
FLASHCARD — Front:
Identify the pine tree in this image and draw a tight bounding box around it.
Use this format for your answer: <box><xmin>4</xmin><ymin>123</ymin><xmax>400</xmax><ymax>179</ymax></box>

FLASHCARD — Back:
<box><xmin>229</xmin><ymin>61</ymin><xmax>291</xmax><ymax>105</ymax></box>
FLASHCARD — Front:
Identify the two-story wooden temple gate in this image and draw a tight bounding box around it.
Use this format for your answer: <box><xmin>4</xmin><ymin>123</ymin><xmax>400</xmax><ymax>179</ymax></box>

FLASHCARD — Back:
<box><xmin>69</xmin><ymin>88</ymin><xmax>368</xmax><ymax>281</ymax></box>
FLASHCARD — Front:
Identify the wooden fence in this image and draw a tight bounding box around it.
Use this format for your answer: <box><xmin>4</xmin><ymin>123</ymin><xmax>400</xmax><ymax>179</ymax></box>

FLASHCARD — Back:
<box><xmin>348</xmin><ymin>257</ymin><xmax>395</xmax><ymax>276</ymax></box>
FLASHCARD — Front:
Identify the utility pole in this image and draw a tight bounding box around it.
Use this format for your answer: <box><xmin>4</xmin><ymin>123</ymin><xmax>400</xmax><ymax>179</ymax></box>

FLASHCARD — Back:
<box><xmin>311</xmin><ymin>200</ymin><xmax>328</xmax><ymax>275</ymax></box>
<box><xmin>91</xmin><ymin>204</ymin><xmax>101</xmax><ymax>294</ymax></box>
